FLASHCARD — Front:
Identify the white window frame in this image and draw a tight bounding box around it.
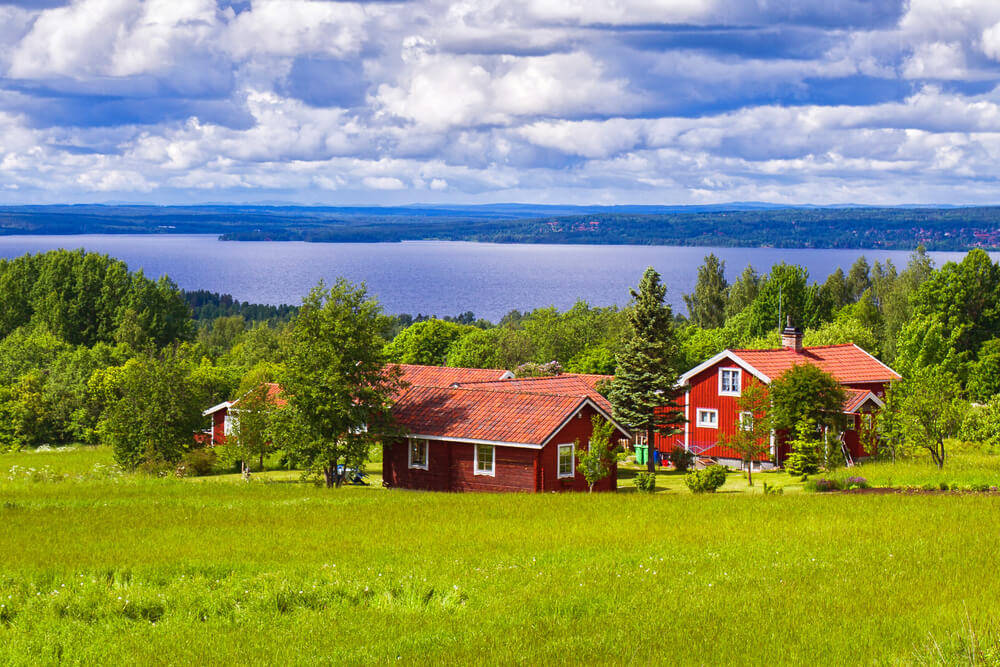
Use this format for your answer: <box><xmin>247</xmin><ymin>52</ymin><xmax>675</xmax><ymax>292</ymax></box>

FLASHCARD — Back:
<box><xmin>223</xmin><ymin>413</ymin><xmax>234</xmax><ymax>436</ymax></box>
<box><xmin>739</xmin><ymin>411</ymin><xmax>753</xmax><ymax>431</ymax></box>
<box><xmin>474</xmin><ymin>444</ymin><xmax>495</xmax><ymax>476</ymax></box>
<box><xmin>696</xmin><ymin>408</ymin><xmax>719</xmax><ymax>429</ymax></box>
<box><xmin>407</xmin><ymin>437</ymin><xmax>429</xmax><ymax>470</ymax></box>
<box><xmin>718</xmin><ymin>367</ymin><xmax>742</xmax><ymax>397</ymax></box>
<box><xmin>557</xmin><ymin>443</ymin><xmax>575</xmax><ymax>478</ymax></box>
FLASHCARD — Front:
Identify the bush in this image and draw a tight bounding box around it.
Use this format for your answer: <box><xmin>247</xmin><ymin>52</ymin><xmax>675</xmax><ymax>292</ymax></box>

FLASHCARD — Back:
<box><xmin>668</xmin><ymin>446</ymin><xmax>695</xmax><ymax>472</ymax></box>
<box><xmin>762</xmin><ymin>482</ymin><xmax>783</xmax><ymax>495</ymax></box>
<box><xmin>685</xmin><ymin>466</ymin><xmax>727</xmax><ymax>493</ymax></box>
<box><xmin>634</xmin><ymin>471</ymin><xmax>656</xmax><ymax>493</ymax></box>
<box><xmin>807</xmin><ymin>477</ymin><xmax>842</xmax><ymax>492</ymax></box>
<box><xmin>845</xmin><ymin>476</ymin><xmax>869</xmax><ymax>489</ymax></box>
<box><xmin>177</xmin><ymin>447</ymin><xmax>218</xmax><ymax>477</ymax></box>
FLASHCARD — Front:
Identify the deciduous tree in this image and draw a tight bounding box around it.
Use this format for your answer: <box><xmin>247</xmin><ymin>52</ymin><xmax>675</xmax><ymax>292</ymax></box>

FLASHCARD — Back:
<box><xmin>684</xmin><ymin>253</ymin><xmax>728</xmax><ymax>329</ymax></box>
<box><xmin>575</xmin><ymin>416</ymin><xmax>620</xmax><ymax>492</ymax></box>
<box><xmin>721</xmin><ymin>382</ymin><xmax>771</xmax><ymax>486</ymax></box>
<box><xmin>276</xmin><ymin>280</ymin><xmax>404</xmax><ymax>488</ymax></box>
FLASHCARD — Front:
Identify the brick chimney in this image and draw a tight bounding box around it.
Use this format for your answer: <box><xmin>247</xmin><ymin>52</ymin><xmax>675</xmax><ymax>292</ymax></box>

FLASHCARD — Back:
<box><xmin>781</xmin><ymin>315</ymin><xmax>804</xmax><ymax>352</ymax></box>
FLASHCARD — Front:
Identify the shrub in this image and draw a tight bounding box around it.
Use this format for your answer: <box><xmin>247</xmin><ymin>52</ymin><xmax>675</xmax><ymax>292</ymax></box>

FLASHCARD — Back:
<box><xmin>685</xmin><ymin>466</ymin><xmax>727</xmax><ymax>493</ymax></box>
<box><xmin>762</xmin><ymin>482</ymin><xmax>783</xmax><ymax>495</ymax></box>
<box><xmin>668</xmin><ymin>446</ymin><xmax>695</xmax><ymax>472</ymax></box>
<box><xmin>634</xmin><ymin>471</ymin><xmax>656</xmax><ymax>493</ymax></box>
<box><xmin>178</xmin><ymin>448</ymin><xmax>218</xmax><ymax>477</ymax></box>
<box><xmin>808</xmin><ymin>477</ymin><xmax>842</xmax><ymax>492</ymax></box>
<box><xmin>845</xmin><ymin>476</ymin><xmax>869</xmax><ymax>489</ymax></box>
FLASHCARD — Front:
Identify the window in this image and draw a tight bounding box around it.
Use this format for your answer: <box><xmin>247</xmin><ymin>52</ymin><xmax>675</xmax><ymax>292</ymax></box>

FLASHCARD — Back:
<box><xmin>696</xmin><ymin>409</ymin><xmax>719</xmax><ymax>429</ymax></box>
<box><xmin>474</xmin><ymin>444</ymin><xmax>495</xmax><ymax>476</ymax></box>
<box><xmin>719</xmin><ymin>368</ymin><xmax>742</xmax><ymax>396</ymax></box>
<box><xmin>739</xmin><ymin>411</ymin><xmax>753</xmax><ymax>431</ymax></box>
<box><xmin>408</xmin><ymin>438</ymin><xmax>429</xmax><ymax>470</ymax></box>
<box><xmin>223</xmin><ymin>414</ymin><xmax>234</xmax><ymax>436</ymax></box>
<box><xmin>557</xmin><ymin>443</ymin><xmax>575</xmax><ymax>478</ymax></box>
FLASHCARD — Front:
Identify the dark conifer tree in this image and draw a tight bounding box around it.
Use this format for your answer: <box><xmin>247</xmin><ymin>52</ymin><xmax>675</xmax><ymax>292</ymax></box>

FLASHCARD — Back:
<box><xmin>609</xmin><ymin>267</ymin><xmax>685</xmax><ymax>473</ymax></box>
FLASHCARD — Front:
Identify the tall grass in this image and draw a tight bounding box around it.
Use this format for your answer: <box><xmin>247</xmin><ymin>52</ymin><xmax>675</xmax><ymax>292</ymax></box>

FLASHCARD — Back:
<box><xmin>3</xmin><ymin>467</ymin><xmax>1000</xmax><ymax>663</ymax></box>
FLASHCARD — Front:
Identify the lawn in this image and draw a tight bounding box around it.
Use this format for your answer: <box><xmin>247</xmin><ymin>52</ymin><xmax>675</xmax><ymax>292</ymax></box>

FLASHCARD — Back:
<box><xmin>3</xmin><ymin>447</ymin><xmax>1000</xmax><ymax>664</ymax></box>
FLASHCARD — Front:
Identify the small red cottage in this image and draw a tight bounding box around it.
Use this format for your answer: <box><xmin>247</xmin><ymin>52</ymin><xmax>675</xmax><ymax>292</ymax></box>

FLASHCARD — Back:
<box><xmin>384</xmin><ymin>365</ymin><xmax>629</xmax><ymax>493</ymax></box>
<box><xmin>201</xmin><ymin>382</ymin><xmax>285</xmax><ymax>445</ymax></box>
<box><xmin>669</xmin><ymin>323</ymin><xmax>901</xmax><ymax>467</ymax></box>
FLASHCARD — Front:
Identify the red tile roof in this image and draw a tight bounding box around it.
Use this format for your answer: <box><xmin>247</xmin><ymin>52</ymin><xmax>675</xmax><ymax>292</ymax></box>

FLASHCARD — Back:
<box><xmin>233</xmin><ymin>382</ymin><xmax>287</xmax><ymax>408</ymax></box>
<box><xmin>842</xmin><ymin>388</ymin><xmax>883</xmax><ymax>413</ymax></box>
<box><xmin>391</xmin><ymin>385</ymin><xmax>589</xmax><ymax>445</ymax></box>
<box><xmin>454</xmin><ymin>375</ymin><xmax>613</xmax><ymax>414</ymax></box>
<box><xmin>395</xmin><ymin>364</ymin><xmax>510</xmax><ymax>389</ymax></box>
<box><xmin>732</xmin><ymin>344</ymin><xmax>901</xmax><ymax>384</ymax></box>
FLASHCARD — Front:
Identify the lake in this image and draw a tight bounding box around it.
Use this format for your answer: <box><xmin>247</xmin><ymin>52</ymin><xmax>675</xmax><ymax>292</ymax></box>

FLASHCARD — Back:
<box><xmin>0</xmin><ymin>235</ymin><xmax>980</xmax><ymax>320</ymax></box>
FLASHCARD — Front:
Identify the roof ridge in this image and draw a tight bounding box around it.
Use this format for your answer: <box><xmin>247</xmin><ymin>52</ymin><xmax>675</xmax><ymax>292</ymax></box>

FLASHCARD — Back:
<box><xmin>731</xmin><ymin>342</ymin><xmax>859</xmax><ymax>353</ymax></box>
<box><xmin>407</xmin><ymin>384</ymin><xmax>590</xmax><ymax>401</ymax></box>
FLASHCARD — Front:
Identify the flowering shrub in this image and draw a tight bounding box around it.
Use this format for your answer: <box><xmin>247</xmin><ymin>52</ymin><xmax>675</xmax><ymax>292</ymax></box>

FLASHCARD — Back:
<box><xmin>845</xmin><ymin>476</ymin><xmax>869</xmax><ymax>489</ymax></box>
<box><xmin>809</xmin><ymin>477</ymin><xmax>842</xmax><ymax>492</ymax></box>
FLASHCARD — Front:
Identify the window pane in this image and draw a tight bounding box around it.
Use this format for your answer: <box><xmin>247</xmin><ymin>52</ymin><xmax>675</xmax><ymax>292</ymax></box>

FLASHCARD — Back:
<box><xmin>558</xmin><ymin>444</ymin><xmax>573</xmax><ymax>476</ymax></box>
<box><xmin>476</xmin><ymin>445</ymin><xmax>493</xmax><ymax>472</ymax></box>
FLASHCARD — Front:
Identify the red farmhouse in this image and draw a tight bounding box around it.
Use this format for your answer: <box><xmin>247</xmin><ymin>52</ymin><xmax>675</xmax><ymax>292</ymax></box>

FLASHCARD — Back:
<box><xmin>668</xmin><ymin>323</ymin><xmax>901</xmax><ymax>467</ymax></box>
<box><xmin>201</xmin><ymin>382</ymin><xmax>285</xmax><ymax>445</ymax></box>
<box><xmin>383</xmin><ymin>365</ymin><xmax>629</xmax><ymax>493</ymax></box>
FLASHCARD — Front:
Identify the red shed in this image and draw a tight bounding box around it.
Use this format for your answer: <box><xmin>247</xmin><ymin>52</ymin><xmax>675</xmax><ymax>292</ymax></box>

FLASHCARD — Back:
<box><xmin>671</xmin><ymin>323</ymin><xmax>901</xmax><ymax>468</ymax></box>
<box><xmin>384</xmin><ymin>368</ymin><xmax>629</xmax><ymax>493</ymax></box>
<box><xmin>201</xmin><ymin>382</ymin><xmax>285</xmax><ymax>445</ymax></box>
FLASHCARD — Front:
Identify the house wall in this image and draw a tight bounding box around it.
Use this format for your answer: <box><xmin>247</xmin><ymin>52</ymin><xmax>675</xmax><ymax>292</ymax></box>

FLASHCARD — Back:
<box><xmin>382</xmin><ymin>405</ymin><xmax>618</xmax><ymax>493</ymax></box>
<box><xmin>675</xmin><ymin>361</ymin><xmax>891</xmax><ymax>465</ymax></box>
<box><xmin>673</xmin><ymin>361</ymin><xmax>771</xmax><ymax>461</ymax></box>
<box><xmin>211</xmin><ymin>409</ymin><xmax>227</xmax><ymax>445</ymax></box>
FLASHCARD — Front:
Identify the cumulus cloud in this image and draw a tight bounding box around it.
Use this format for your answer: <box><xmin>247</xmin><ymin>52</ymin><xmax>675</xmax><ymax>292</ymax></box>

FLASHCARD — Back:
<box><xmin>2</xmin><ymin>0</ymin><xmax>1000</xmax><ymax>204</ymax></box>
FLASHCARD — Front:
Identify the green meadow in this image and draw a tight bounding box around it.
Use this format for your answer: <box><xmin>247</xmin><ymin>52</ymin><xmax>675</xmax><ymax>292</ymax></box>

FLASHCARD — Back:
<box><xmin>3</xmin><ymin>447</ymin><xmax>1000</xmax><ymax>665</ymax></box>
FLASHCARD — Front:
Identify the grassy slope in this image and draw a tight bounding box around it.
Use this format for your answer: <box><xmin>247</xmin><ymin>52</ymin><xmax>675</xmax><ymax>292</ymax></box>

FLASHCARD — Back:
<box><xmin>3</xmin><ymin>448</ymin><xmax>1000</xmax><ymax>664</ymax></box>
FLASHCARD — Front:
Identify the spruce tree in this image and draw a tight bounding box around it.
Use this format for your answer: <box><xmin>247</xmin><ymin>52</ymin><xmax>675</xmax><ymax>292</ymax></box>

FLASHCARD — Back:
<box><xmin>609</xmin><ymin>267</ymin><xmax>685</xmax><ymax>473</ymax></box>
<box><xmin>683</xmin><ymin>254</ymin><xmax>728</xmax><ymax>329</ymax></box>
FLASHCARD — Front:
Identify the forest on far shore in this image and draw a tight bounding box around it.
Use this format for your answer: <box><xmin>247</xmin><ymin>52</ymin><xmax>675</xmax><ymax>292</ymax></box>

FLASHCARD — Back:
<box><xmin>3</xmin><ymin>203</ymin><xmax>1000</xmax><ymax>250</ymax></box>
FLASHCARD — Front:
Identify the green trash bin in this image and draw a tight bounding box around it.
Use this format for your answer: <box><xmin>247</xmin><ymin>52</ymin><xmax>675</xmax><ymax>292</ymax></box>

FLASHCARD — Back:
<box><xmin>635</xmin><ymin>444</ymin><xmax>647</xmax><ymax>465</ymax></box>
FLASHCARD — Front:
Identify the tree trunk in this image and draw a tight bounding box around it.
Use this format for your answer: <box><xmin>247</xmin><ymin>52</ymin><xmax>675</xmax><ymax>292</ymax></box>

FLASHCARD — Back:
<box><xmin>323</xmin><ymin>465</ymin><xmax>336</xmax><ymax>488</ymax></box>
<box><xmin>746</xmin><ymin>460</ymin><xmax>753</xmax><ymax>487</ymax></box>
<box><xmin>646</xmin><ymin>427</ymin><xmax>655</xmax><ymax>473</ymax></box>
<box><xmin>241</xmin><ymin>460</ymin><xmax>251</xmax><ymax>482</ymax></box>
<box><xmin>259</xmin><ymin>451</ymin><xmax>264</xmax><ymax>471</ymax></box>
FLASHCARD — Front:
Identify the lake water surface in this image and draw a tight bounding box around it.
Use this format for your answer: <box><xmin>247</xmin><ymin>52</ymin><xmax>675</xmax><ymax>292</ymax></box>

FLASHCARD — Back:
<box><xmin>0</xmin><ymin>235</ymin><xmax>982</xmax><ymax>320</ymax></box>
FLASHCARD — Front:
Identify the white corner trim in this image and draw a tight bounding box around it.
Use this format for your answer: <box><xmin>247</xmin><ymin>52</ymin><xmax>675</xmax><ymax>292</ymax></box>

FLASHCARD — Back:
<box><xmin>202</xmin><ymin>401</ymin><xmax>232</xmax><ymax>417</ymax></box>
<box><xmin>843</xmin><ymin>391</ymin><xmax>885</xmax><ymax>413</ymax></box>
<box><xmin>557</xmin><ymin>442</ymin><xmax>575</xmax><ymax>478</ymax></box>
<box><xmin>498</xmin><ymin>370</ymin><xmax>515</xmax><ymax>380</ymax></box>
<box><xmin>679</xmin><ymin>350</ymin><xmax>771</xmax><ymax>385</ymax></box>
<box><xmin>539</xmin><ymin>397</ymin><xmax>631</xmax><ymax>448</ymax></box>
<box><xmin>683</xmin><ymin>389</ymin><xmax>690</xmax><ymax>451</ymax></box>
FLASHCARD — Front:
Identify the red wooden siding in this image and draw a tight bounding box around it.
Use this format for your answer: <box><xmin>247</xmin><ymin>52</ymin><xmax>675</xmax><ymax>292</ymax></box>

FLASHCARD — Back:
<box><xmin>678</xmin><ymin>361</ymin><xmax>771</xmax><ymax>461</ymax></box>
<box><xmin>383</xmin><ymin>404</ymin><xmax>618</xmax><ymax>493</ymax></box>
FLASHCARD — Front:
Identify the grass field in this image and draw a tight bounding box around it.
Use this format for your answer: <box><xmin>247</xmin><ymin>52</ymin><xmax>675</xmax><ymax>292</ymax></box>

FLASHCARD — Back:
<box><xmin>3</xmin><ymin>447</ymin><xmax>1000</xmax><ymax>664</ymax></box>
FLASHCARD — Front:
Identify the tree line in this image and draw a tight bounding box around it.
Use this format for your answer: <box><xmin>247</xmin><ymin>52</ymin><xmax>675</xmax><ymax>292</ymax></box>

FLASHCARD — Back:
<box><xmin>4</xmin><ymin>245</ymin><xmax>1000</xmax><ymax>480</ymax></box>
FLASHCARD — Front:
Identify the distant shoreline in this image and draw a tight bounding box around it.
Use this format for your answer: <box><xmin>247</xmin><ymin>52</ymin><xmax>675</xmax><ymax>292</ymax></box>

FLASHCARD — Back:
<box><xmin>2</xmin><ymin>203</ymin><xmax>999</xmax><ymax>251</ymax></box>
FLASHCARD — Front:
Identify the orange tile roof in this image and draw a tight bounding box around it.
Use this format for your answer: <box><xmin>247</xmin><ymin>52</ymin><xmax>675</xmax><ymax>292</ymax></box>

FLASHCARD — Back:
<box><xmin>391</xmin><ymin>385</ymin><xmax>588</xmax><ymax>445</ymax></box>
<box><xmin>454</xmin><ymin>375</ymin><xmax>613</xmax><ymax>414</ymax></box>
<box><xmin>732</xmin><ymin>344</ymin><xmax>901</xmax><ymax>384</ymax></box>
<box><xmin>232</xmin><ymin>382</ymin><xmax>287</xmax><ymax>408</ymax></box>
<box><xmin>395</xmin><ymin>364</ymin><xmax>510</xmax><ymax>388</ymax></box>
<box><xmin>842</xmin><ymin>388</ymin><xmax>881</xmax><ymax>413</ymax></box>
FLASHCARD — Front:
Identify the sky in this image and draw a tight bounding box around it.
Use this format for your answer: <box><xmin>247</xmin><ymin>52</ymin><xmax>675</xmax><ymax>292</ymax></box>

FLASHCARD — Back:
<box><xmin>4</xmin><ymin>0</ymin><xmax>1000</xmax><ymax>206</ymax></box>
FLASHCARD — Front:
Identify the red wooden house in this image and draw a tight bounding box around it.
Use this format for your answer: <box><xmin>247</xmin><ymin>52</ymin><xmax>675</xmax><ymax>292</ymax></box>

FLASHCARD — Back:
<box><xmin>384</xmin><ymin>365</ymin><xmax>628</xmax><ymax>492</ymax></box>
<box><xmin>666</xmin><ymin>324</ymin><xmax>901</xmax><ymax>467</ymax></box>
<box><xmin>201</xmin><ymin>382</ymin><xmax>285</xmax><ymax>445</ymax></box>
